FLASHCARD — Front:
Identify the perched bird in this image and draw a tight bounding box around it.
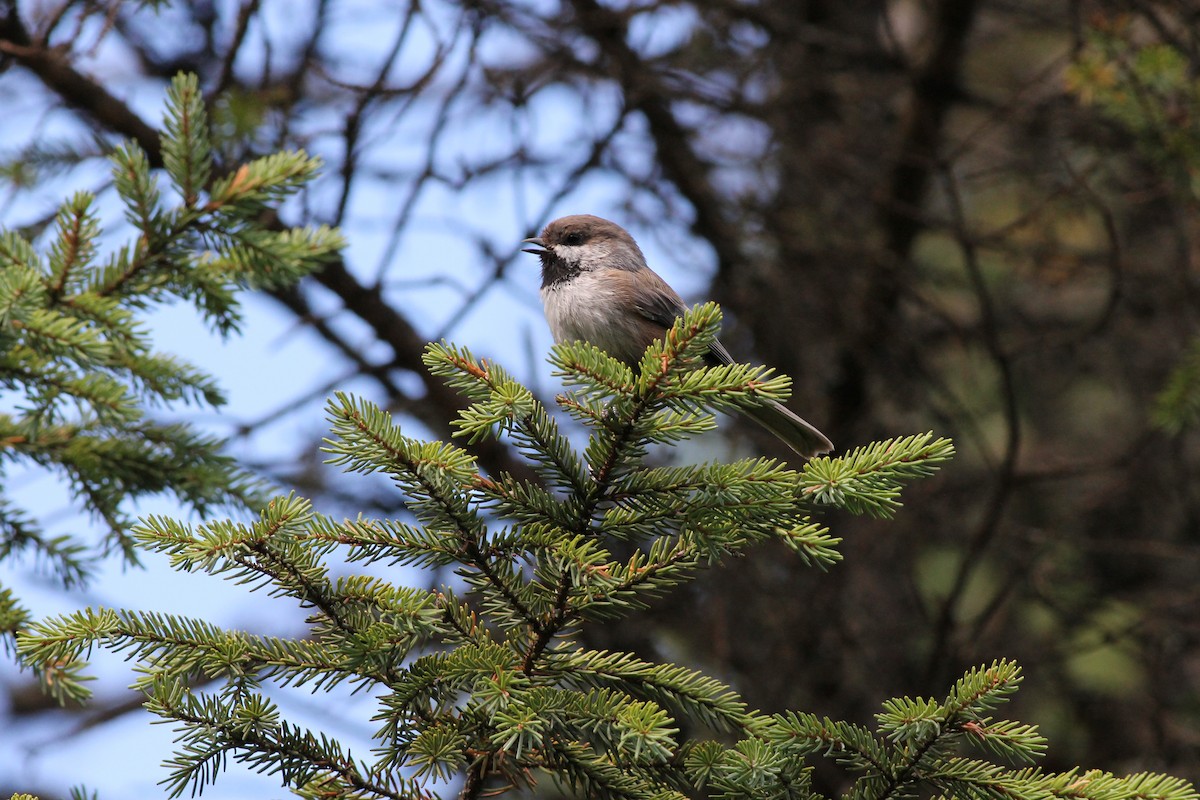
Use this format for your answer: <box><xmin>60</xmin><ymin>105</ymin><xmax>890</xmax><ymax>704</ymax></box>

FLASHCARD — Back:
<box><xmin>523</xmin><ymin>214</ymin><xmax>833</xmax><ymax>458</ymax></box>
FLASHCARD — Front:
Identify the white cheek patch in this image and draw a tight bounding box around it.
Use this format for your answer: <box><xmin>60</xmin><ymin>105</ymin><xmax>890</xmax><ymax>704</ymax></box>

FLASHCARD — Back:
<box><xmin>554</xmin><ymin>240</ymin><xmax>618</xmax><ymax>270</ymax></box>
<box><xmin>554</xmin><ymin>245</ymin><xmax>584</xmax><ymax>268</ymax></box>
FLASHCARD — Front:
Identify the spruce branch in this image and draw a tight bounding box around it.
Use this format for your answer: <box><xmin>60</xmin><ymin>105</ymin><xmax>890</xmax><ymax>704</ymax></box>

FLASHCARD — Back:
<box><xmin>161</xmin><ymin>72</ymin><xmax>212</xmax><ymax>208</ymax></box>
<box><xmin>0</xmin><ymin>582</ymin><xmax>33</xmax><ymax>654</ymax></box>
<box><xmin>19</xmin><ymin>304</ymin><xmax>1185</xmax><ymax>800</ymax></box>
<box><xmin>46</xmin><ymin>193</ymin><xmax>100</xmax><ymax>299</ymax></box>
<box><xmin>148</xmin><ymin>677</ymin><xmax>425</xmax><ymax>800</ymax></box>
<box><xmin>324</xmin><ymin>393</ymin><xmax>540</xmax><ymax>631</ymax></box>
<box><xmin>513</xmin><ymin>311</ymin><xmax>744</xmax><ymax>678</ymax></box>
<box><xmin>111</xmin><ymin>141</ymin><xmax>163</xmax><ymax>232</ymax></box>
<box><xmin>801</xmin><ymin>433</ymin><xmax>955</xmax><ymax>518</ymax></box>
<box><xmin>556</xmin><ymin>648</ymin><xmax>762</xmax><ymax>736</ymax></box>
<box><xmin>0</xmin><ymin>72</ymin><xmax>344</xmax><ymax>701</ymax></box>
<box><xmin>424</xmin><ymin>342</ymin><xmax>588</xmax><ymax>495</ymax></box>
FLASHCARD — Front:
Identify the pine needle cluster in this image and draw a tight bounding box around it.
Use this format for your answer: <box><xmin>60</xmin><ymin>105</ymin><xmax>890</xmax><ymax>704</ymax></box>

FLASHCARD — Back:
<box><xmin>0</xmin><ymin>74</ymin><xmax>343</xmax><ymax>645</ymax></box>
<box><xmin>16</xmin><ymin>305</ymin><xmax>1196</xmax><ymax>800</ymax></box>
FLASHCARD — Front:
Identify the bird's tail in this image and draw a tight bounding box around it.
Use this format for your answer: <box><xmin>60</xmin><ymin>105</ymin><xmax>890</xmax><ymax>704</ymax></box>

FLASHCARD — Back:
<box><xmin>741</xmin><ymin>400</ymin><xmax>834</xmax><ymax>458</ymax></box>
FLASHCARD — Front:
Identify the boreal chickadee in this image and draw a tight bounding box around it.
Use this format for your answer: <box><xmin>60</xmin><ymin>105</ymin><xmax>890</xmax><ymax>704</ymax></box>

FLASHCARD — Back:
<box><xmin>523</xmin><ymin>214</ymin><xmax>832</xmax><ymax>458</ymax></box>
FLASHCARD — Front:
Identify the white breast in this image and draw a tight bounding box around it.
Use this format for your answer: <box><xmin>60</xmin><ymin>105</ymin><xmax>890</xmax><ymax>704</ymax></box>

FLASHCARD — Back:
<box><xmin>541</xmin><ymin>272</ymin><xmax>645</xmax><ymax>365</ymax></box>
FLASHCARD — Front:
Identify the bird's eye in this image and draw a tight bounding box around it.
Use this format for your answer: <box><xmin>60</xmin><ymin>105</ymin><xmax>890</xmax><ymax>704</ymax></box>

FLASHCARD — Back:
<box><xmin>563</xmin><ymin>232</ymin><xmax>584</xmax><ymax>246</ymax></box>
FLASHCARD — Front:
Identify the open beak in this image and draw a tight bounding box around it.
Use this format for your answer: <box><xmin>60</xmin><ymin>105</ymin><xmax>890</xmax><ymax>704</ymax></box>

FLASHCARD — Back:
<box><xmin>521</xmin><ymin>236</ymin><xmax>546</xmax><ymax>255</ymax></box>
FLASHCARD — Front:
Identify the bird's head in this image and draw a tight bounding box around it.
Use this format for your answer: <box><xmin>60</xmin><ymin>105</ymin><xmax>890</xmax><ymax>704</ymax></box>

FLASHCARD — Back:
<box><xmin>522</xmin><ymin>214</ymin><xmax>648</xmax><ymax>288</ymax></box>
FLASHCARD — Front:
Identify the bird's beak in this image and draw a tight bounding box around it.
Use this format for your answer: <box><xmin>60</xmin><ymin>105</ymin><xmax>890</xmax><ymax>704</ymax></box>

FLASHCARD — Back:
<box><xmin>521</xmin><ymin>236</ymin><xmax>546</xmax><ymax>255</ymax></box>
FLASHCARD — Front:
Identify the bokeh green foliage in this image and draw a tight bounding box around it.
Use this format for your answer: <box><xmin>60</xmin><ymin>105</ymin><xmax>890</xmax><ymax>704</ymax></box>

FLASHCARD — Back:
<box><xmin>1068</xmin><ymin>24</ymin><xmax>1200</xmax><ymax>198</ymax></box>
<box><xmin>1067</xmin><ymin>23</ymin><xmax>1200</xmax><ymax>433</ymax></box>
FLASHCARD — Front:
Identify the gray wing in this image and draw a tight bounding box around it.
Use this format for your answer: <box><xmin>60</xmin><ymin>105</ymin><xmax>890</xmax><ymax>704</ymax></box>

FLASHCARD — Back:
<box><xmin>626</xmin><ymin>270</ymin><xmax>832</xmax><ymax>455</ymax></box>
<box><xmin>628</xmin><ymin>272</ymin><xmax>734</xmax><ymax>367</ymax></box>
